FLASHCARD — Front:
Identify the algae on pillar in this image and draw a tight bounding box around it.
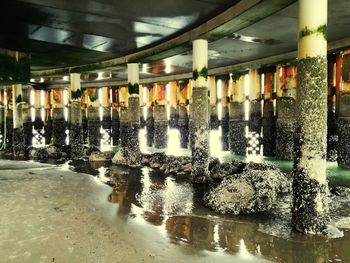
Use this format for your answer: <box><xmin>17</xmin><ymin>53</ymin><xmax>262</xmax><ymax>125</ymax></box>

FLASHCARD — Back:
<box><xmin>275</xmin><ymin>65</ymin><xmax>297</xmax><ymax>160</ymax></box>
<box><xmin>126</xmin><ymin>63</ymin><xmax>141</xmax><ymax>166</ymax></box>
<box><xmin>177</xmin><ymin>80</ymin><xmax>190</xmax><ymax>148</ymax></box>
<box><xmin>69</xmin><ymin>73</ymin><xmax>84</xmax><ymax>159</ymax></box>
<box><xmin>191</xmin><ymin>39</ymin><xmax>209</xmax><ymax>182</ymax></box>
<box><xmin>154</xmin><ymin>83</ymin><xmax>168</xmax><ymax>149</ymax></box>
<box><xmin>292</xmin><ymin>0</ymin><xmax>329</xmax><ymax>234</ymax></box>
<box><xmin>209</xmin><ymin>76</ymin><xmax>219</xmax><ymax>129</ymax></box>
<box><xmin>262</xmin><ymin>69</ymin><xmax>276</xmax><ymax>156</ymax></box>
<box><xmin>51</xmin><ymin>89</ymin><xmax>66</xmax><ymax>147</ymax></box>
<box><xmin>146</xmin><ymin>85</ymin><xmax>154</xmax><ymax>147</ymax></box>
<box><xmin>12</xmin><ymin>84</ymin><xmax>25</xmax><ymax>157</ymax></box>
<box><xmin>336</xmin><ymin>51</ymin><xmax>350</xmax><ymax>168</ymax></box>
<box><xmin>87</xmin><ymin>87</ymin><xmax>101</xmax><ymax>148</ymax></box>
<box><xmin>229</xmin><ymin>74</ymin><xmax>246</xmax><ymax>155</ymax></box>
<box><xmin>220</xmin><ymin>76</ymin><xmax>230</xmax><ymax>151</ymax></box>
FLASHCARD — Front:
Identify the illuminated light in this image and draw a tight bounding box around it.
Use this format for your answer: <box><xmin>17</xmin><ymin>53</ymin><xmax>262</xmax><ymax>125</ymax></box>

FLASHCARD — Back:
<box><xmin>64</xmin><ymin>107</ymin><xmax>68</xmax><ymax>122</ymax></box>
<box><xmin>40</xmin><ymin>77</ymin><xmax>44</xmax><ymax>83</ymax></box>
<box><xmin>164</xmin><ymin>60</ymin><xmax>172</xmax><ymax>74</ymax></box>
<box><xmin>97</xmin><ymin>72</ymin><xmax>104</xmax><ymax>80</ymax></box>
<box><xmin>217</xmin><ymin>102</ymin><xmax>222</xmax><ymax>121</ymax></box>
<box><xmin>261</xmin><ymin>73</ymin><xmax>265</xmax><ymax>95</ymax></box>
<box><xmin>30</xmin><ymin>78</ymin><xmax>35</xmax><ymax>82</ymax></box>
<box><xmin>244</xmin><ymin>74</ymin><xmax>250</xmax><ymax>96</ymax></box>
<box><xmin>63</xmin><ymin>76</ymin><xmax>69</xmax><ymax>81</ymax></box>
<box><xmin>142</xmin><ymin>64</ymin><xmax>148</xmax><ymax>73</ymax></box>
<box><xmin>30</xmin><ymin>89</ymin><xmax>35</xmax><ymax>121</ymax></box>
<box><xmin>63</xmin><ymin>89</ymin><xmax>68</xmax><ymax>105</ymax></box>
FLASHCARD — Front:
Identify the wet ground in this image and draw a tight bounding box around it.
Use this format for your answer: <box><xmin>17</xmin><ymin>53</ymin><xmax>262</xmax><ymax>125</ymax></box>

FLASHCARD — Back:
<box><xmin>0</xmin><ymin>128</ymin><xmax>350</xmax><ymax>262</ymax></box>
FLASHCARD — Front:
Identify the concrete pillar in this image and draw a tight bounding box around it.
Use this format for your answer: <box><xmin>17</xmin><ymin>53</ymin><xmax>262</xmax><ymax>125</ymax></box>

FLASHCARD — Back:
<box><xmin>51</xmin><ymin>89</ymin><xmax>66</xmax><ymax>147</ymax></box>
<box><xmin>87</xmin><ymin>87</ymin><xmax>100</xmax><ymax>147</ymax></box>
<box><xmin>177</xmin><ymin>80</ymin><xmax>190</xmax><ymax>148</ymax></box>
<box><xmin>43</xmin><ymin>90</ymin><xmax>52</xmax><ymax>145</ymax></box>
<box><xmin>169</xmin><ymin>81</ymin><xmax>178</xmax><ymax>128</ymax></box>
<box><xmin>12</xmin><ymin>84</ymin><xmax>25</xmax><ymax>157</ymax></box>
<box><xmin>209</xmin><ymin>76</ymin><xmax>219</xmax><ymax>129</ymax></box>
<box><xmin>262</xmin><ymin>70</ymin><xmax>276</xmax><ymax>156</ymax></box>
<box><xmin>326</xmin><ymin>56</ymin><xmax>337</xmax><ymax>161</ymax></box>
<box><xmin>191</xmin><ymin>39</ymin><xmax>209</xmax><ymax>182</ymax></box>
<box><xmin>220</xmin><ymin>77</ymin><xmax>230</xmax><ymax>151</ymax></box>
<box><xmin>100</xmin><ymin>87</ymin><xmax>111</xmax><ymax>130</ymax></box>
<box><xmin>292</xmin><ymin>0</ymin><xmax>329</xmax><ymax>234</ymax></box>
<box><xmin>127</xmin><ymin>63</ymin><xmax>141</xmax><ymax>166</ymax></box>
<box><xmin>69</xmin><ymin>73</ymin><xmax>84</xmax><ymax>158</ymax></box>
<box><xmin>0</xmin><ymin>89</ymin><xmax>4</xmax><ymax>147</ymax></box>
<box><xmin>119</xmin><ymin>86</ymin><xmax>129</xmax><ymax>149</ymax></box>
<box><xmin>139</xmin><ymin>85</ymin><xmax>146</xmax><ymax>128</ymax></box>
<box><xmin>22</xmin><ymin>87</ymin><xmax>32</xmax><ymax>147</ymax></box>
<box><xmin>276</xmin><ymin>65</ymin><xmax>297</xmax><ymax>160</ymax></box>
<box><xmin>111</xmin><ymin>87</ymin><xmax>120</xmax><ymax>146</ymax></box>
<box><xmin>146</xmin><ymin>85</ymin><xmax>154</xmax><ymax>147</ymax></box>
<box><xmin>229</xmin><ymin>74</ymin><xmax>246</xmax><ymax>155</ymax></box>
<box><xmin>33</xmin><ymin>89</ymin><xmax>43</xmax><ymax>131</ymax></box>
<box><xmin>6</xmin><ymin>87</ymin><xmax>13</xmax><ymax>148</ymax></box>
<box><xmin>81</xmin><ymin>89</ymin><xmax>88</xmax><ymax>144</ymax></box>
<box><xmin>154</xmin><ymin>83</ymin><xmax>168</xmax><ymax>149</ymax></box>
<box><xmin>336</xmin><ymin>51</ymin><xmax>350</xmax><ymax>168</ymax></box>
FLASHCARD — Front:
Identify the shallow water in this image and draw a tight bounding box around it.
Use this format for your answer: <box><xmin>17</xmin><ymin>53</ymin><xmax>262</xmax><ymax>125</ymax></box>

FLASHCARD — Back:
<box><xmin>68</xmin><ymin>159</ymin><xmax>350</xmax><ymax>263</ymax></box>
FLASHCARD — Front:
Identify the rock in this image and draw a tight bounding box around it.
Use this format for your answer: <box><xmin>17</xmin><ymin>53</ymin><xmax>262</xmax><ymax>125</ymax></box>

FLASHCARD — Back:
<box><xmin>330</xmin><ymin>186</ymin><xmax>350</xmax><ymax>197</ymax></box>
<box><xmin>85</xmin><ymin>146</ymin><xmax>100</xmax><ymax>157</ymax></box>
<box><xmin>28</xmin><ymin>147</ymin><xmax>49</xmax><ymax>160</ymax></box>
<box><xmin>112</xmin><ymin>149</ymin><xmax>128</xmax><ymax>165</ymax></box>
<box><xmin>209</xmin><ymin>160</ymin><xmax>245</xmax><ymax>180</ymax></box>
<box><xmin>204</xmin><ymin>168</ymin><xmax>291</xmax><ymax>215</ymax></box>
<box><xmin>89</xmin><ymin>151</ymin><xmax>114</xmax><ymax>162</ymax></box>
<box><xmin>46</xmin><ymin>145</ymin><xmax>62</xmax><ymax>159</ymax></box>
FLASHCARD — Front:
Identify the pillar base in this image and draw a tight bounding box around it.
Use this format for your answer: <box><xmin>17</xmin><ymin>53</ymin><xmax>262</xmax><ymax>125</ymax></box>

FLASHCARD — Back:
<box><xmin>23</xmin><ymin>121</ymin><xmax>33</xmax><ymax>147</ymax></box>
<box><xmin>52</xmin><ymin>119</ymin><xmax>66</xmax><ymax>147</ymax></box>
<box><xmin>88</xmin><ymin>120</ymin><xmax>101</xmax><ymax>147</ymax></box>
<box><xmin>229</xmin><ymin>120</ymin><xmax>246</xmax><ymax>155</ymax></box>
<box><xmin>6</xmin><ymin>118</ymin><xmax>13</xmax><ymax>148</ymax></box>
<box><xmin>337</xmin><ymin>117</ymin><xmax>350</xmax><ymax>168</ymax></box>
<box><xmin>249</xmin><ymin>99</ymin><xmax>262</xmax><ymax>134</ymax></box>
<box><xmin>120</xmin><ymin>121</ymin><xmax>128</xmax><ymax>148</ymax></box>
<box><xmin>127</xmin><ymin>124</ymin><xmax>141</xmax><ymax>167</ymax></box>
<box><xmin>275</xmin><ymin>119</ymin><xmax>295</xmax><ymax>160</ymax></box>
<box><xmin>154</xmin><ymin>120</ymin><xmax>168</xmax><ymax>148</ymax></box>
<box><xmin>327</xmin><ymin>110</ymin><xmax>337</xmax><ymax>162</ymax></box>
<box><xmin>221</xmin><ymin>107</ymin><xmax>229</xmax><ymax>151</ymax></box>
<box><xmin>169</xmin><ymin>107</ymin><xmax>178</xmax><ymax>128</ymax></box>
<box><xmin>13</xmin><ymin>127</ymin><xmax>25</xmax><ymax>157</ymax></box>
<box><xmin>292</xmin><ymin>169</ymin><xmax>329</xmax><ymax>234</ymax></box>
<box><xmin>146</xmin><ymin>115</ymin><xmax>154</xmax><ymax>147</ymax></box>
<box><xmin>262</xmin><ymin>117</ymin><xmax>276</xmax><ymax>156</ymax></box>
<box><xmin>70</xmin><ymin>124</ymin><xmax>84</xmax><ymax>159</ymax></box>
<box><xmin>191</xmin><ymin>125</ymin><xmax>209</xmax><ymax>183</ymax></box>
<box><xmin>44</xmin><ymin>118</ymin><xmax>52</xmax><ymax>145</ymax></box>
<box><xmin>178</xmin><ymin>106</ymin><xmax>189</xmax><ymax>149</ymax></box>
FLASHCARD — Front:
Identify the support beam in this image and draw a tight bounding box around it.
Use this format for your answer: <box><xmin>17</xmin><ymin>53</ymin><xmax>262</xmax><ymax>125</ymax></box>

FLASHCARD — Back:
<box><xmin>12</xmin><ymin>84</ymin><xmax>25</xmax><ymax>157</ymax></box>
<box><xmin>69</xmin><ymin>73</ymin><xmax>84</xmax><ymax>158</ymax></box>
<box><xmin>292</xmin><ymin>0</ymin><xmax>329</xmax><ymax>234</ymax></box>
<box><xmin>191</xmin><ymin>39</ymin><xmax>209</xmax><ymax>182</ymax></box>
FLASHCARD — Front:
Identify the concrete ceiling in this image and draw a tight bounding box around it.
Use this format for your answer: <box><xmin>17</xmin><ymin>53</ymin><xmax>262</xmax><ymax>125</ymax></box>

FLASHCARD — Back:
<box><xmin>4</xmin><ymin>0</ymin><xmax>350</xmax><ymax>84</ymax></box>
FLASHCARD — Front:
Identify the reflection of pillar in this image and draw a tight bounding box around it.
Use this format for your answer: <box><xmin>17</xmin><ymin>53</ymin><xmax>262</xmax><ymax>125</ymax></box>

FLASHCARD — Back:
<box><xmin>177</xmin><ymin>80</ymin><xmax>189</xmax><ymax>148</ymax></box>
<box><xmin>191</xmin><ymin>39</ymin><xmax>209</xmax><ymax>182</ymax></box>
<box><xmin>169</xmin><ymin>81</ymin><xmax>178</xmax><ymax>128</ymax></box>
<box><xmin>220</xmin><ymin>77</ymin><xmax>229</xmax><ymax>151</ymax></box>
<box><xmin>119</xmin><ymin>86</ymin><xmax>129</xmax><ymax>149</ymax></box>
<box><xmin>6</xmin><ymin>87</ymin><xmax>13</xmax><ymax>148</ymax></box>
<box><xmin>292</xmin><ymin>0</ymin><xmax>329</xmax><ymax>234</ymax></box>
<box><xmin>146</xmin><ymin>85</ymin><xmax>154</xmax><ymax>147</ymax></box>
<box><xmin>326</xmin><ymin>56</ymin><xmax>337</xmax><ymax>161</ymax></box>
<box><xmin>336</xmin><ymin>51</ymin><xmax>350</xmax><ymax>168</ymax></box>
<box><xmin>0</xmin><ymin>89</ymin><xmax>4</xmax><ymax>146</ymax></box>
<box><xmin>22</xmin><ymin>87</ymin><xmax>32</xmax><ymax>147</ymax></box>
<box><xmin>12</xmin><ymin>84</ymin><xmax>25</xmax><ymax>157</ymax></box>
<box><xmin>209</xmin><ymin>76</ymin><xmax>219</xmax><ymax>129</ymax></box>
<box><xmin>262</xmin><ymin>69</ymin><xmax>276</xmax><ymax>156</ymax></box>
<box><xmin>229</xmin><ymin>74</ymin><xmax>246</xmax><ymax>155</ymax></box>
<box><xmin>111</xmin><ymin>87</ymin><xmax>120</xmax><ymax>146</ymax></box>
<box><xmin>127</xmin><ymin>63</ymin><xmax>141</xmax><ymax>166</ymax></box>
<box><xmin>154</xmin><ymin>83</ymin><xmax>168</xmax><ymax>149</ymax></box>
<box><xmin>248</xmin><ymin>69</ymin><xmax>262</xmax><ymax>136</ymax></box>
<box><xmin>69</xmin><ymin>73</ymin><xmax>84</xmax><ymax>158</ymax></box>
<box><xmin>81</xmin><ymin>89</ymin><xmax>88</xmax><ymax>144</ymax></box>
<box><xmin>87</xmin><ymin>87</ymin><xmax>100</xmax><ymax>147</ymax></box>
<box><xmin>276</xmin><ymin>65</ymin><xmax>297</xmax><ymax>160</ymax></box>
<box><xmin>43</xmin><ymin>90</ymin><xmax>52</xmax><ymax>145</ymax></box>
<box><xmin>51</xmin><ymin>88</ymin><xmax>66</xmax><ymax>146</ymax></box>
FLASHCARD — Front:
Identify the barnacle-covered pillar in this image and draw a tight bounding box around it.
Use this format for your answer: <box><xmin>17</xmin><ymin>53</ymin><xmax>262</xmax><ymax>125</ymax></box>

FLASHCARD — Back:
<box><xmin>119</xmin><ymin>86</ymin><xmax>129</xmax><ymax>149</ymax></box>
<box><xmin>33</xmin><ymin>89</ymin><xmax>43</xmax><ymax>133</ymax></box>
<box><xmin>276</xmin><ymin>65</ymin><xmax>297</xmax><ymax>160</ymax></box>
<box><xmin>69</xmin><ymin>73</ymin><xmax>84</xmax><ymax>158</ymax></box>
<box><xmin>209</xmin><ymin>76</ymin><xmax>219</xmax><ymax>129</ymax></box>
<box><xmin>127</xmin><ymin>63</ymin><xmax>141</xmax><ymax>166</ymax></box>
<box><xmin>101</xmin><ymin>86</ymin><xmax>111</xmax><ymax>145</ymax></box>
<box><xmin>51</xmin><ymin>88</ymin><xmax>66</xmax><ymax>147</ymax></box>
<box><xmin>262</xmin><ymin>69</ymin><xmax>276</xmax><ymax>156</ymax></box>
<box><xmin>191</xmin><ymin>39</ymin><xmax>209</xmax><ymax>182</ymax></box>
<box><xmin>146</xmin><ymin>85</ymin><xmax>154</xmax><ymax>147</ymax></box>
<box><xmin>43</xmin><ymin>90</ymin><xmax>52</xmax><ymax>145</ymax></box>
<box><xmin>81</xmin><ymin>89</ymin><xmax>88</xmax><ymax>144</ymax></box>
<box><xmin>6</xmin><ymin>87</ymin><xmax>13</xmax><ymax>148</ymax></box>
<box><xmin>229</xmin><ymin>74</ymin><xmax>246</xmax><ymax>155</ymax></box>
<box><xmin>169</xmin><ymin>81</ymin><xmax>178</xmax><ymax>128</ymax></box>
<box><xmin>336</xmin><ymin>51</ymin><xmax>350</xmax><ymax>168</ymax></box>
<box><xmin>139</xmin><ymin>85</ymin><xmax>146</xmax><ymax>128</ymax></box>
<box><xmin>292</xmin><ymin>0</ymin><xmax>329</xmax><ymax>234</ymax></box>
<box><xmin>22</xmin><ymin>87</ymin><xmax>32</xmax><ymax>147</ymax></box>
<box><xmin>111</xmin><ymin>87</ymin><xmax>120</xmax><ymax>146</ymax></box>
<box><xmin>0</xmin><ymin>89</ymin><xmax>4</xmax><ymax>146</ymax></box>
<box><xmin>87</xmin><ymin>87</ymin><xmax>100</xmax><ymax>148</ymax></box>
<box><xmin>12</xmin><ymin>84</ymin><xmax>25</xmax><ymax>157</ymax></box>
<box><xmin>177</xmin><ymin>80</ymin><xmax>190</xmax><ymax>148</ymax></box>
<box><xmin>220</xmin><ymin>77</ymin><xmax>230</xmax><ymax>151</ymax></box>
<box><xmin>154</xmin><ymin>83</ymin><xmax>168</xmax><ymax>149</ymax></box>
